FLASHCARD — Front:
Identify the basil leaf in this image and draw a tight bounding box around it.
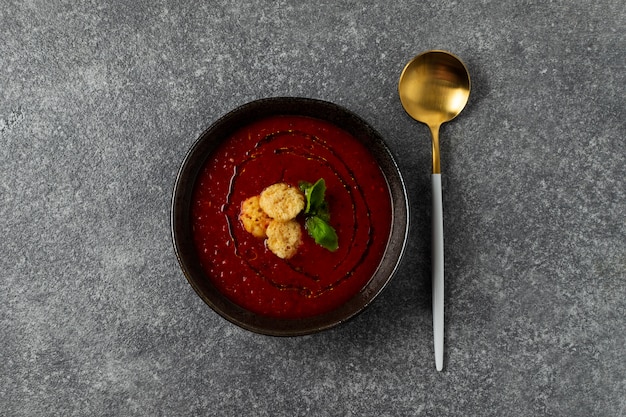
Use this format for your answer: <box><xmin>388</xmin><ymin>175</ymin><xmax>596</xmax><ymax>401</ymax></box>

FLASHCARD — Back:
<box><xmin>305</xmin><ymin>216</ymin><xmax>338</xmax><ymax>252</ymax></box>
<box><xmin>299</xmin><ymin>181</ymin><xmax>313</xmax><ymax>214</ymax></box>
<box><xmin>316</xmin><ymin>200</ymin><xmax>330</xmax><ymax>222</ymax></box>
<box><xmin>307</xmin><ymin>178</ymin><xmax>326</xmax><ymax>214</ymax></box>
<box><xmin>298</xmin><ymin>181</ymin><xmax>313</xmax><ymax>194</ymax></box>
<box><xmin>300</xmin><ymin>178</ymin><xmax>326</xmax><ymax>215</ymax></box>
<box><xmin>300</xmin><ymin>178</ymin><xmax>338</xmax><ymax>252</ymax></box>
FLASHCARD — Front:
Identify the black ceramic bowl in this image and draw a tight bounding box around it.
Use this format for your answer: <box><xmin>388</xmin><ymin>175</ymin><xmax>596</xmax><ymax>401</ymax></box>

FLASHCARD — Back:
<box><xmin>171</xmin><ymin>97</ymin><xmax>408</xmax><ymax>336</ymax></box>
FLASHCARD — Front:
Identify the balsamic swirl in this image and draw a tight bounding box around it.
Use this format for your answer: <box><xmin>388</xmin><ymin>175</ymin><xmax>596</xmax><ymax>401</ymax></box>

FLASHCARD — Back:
<box><xmin>224</xmin><ymin>129</ymin><xmax>376</xmax><ymax>299</ymax></box>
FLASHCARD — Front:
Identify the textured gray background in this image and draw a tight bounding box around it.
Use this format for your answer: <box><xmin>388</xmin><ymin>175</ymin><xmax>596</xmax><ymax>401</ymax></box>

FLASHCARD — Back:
<box><xmin>1</xmin><ymin>0</ymin><xmax>625</xmax><ymax>416</ymax></box>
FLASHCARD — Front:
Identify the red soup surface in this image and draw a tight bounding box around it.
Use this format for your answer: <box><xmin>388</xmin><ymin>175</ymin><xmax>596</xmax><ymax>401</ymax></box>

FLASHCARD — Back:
<box><xmin>191</xmin><ymin>115</ymin><xmax>392</xmax><ymax>319</ymax></box>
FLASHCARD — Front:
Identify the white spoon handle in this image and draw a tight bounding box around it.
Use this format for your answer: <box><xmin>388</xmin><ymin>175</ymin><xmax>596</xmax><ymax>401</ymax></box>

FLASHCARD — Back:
<box><xmin>432</xmin><ymin>173</ymin><xmax>444</xmax><ymax>371</ymax></box>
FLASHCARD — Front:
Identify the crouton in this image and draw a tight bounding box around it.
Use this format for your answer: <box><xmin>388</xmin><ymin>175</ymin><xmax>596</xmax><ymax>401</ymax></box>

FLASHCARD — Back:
<box><xmin>266</xmin><ymin>220</ymin><xmax>302</xmax><ymax>259</ymax></box>
<box><xmin>239</xmin><ymin>195</ymin><xmax>272</xmax><ymax>238</ymax></box>
<box><xmin>259</xmin><ymin>183</ymin><xmax>305</xmax><ymax>222</ymax></box>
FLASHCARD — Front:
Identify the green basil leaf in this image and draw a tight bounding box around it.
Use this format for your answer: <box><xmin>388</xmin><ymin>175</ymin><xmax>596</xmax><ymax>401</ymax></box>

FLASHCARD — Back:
<box><xmin>307</xmin><ymin>178</ymin><xmax>326</xmax><ymax>214</ymax></box>
<box><xmin>299</xmin><ymin>181</ymin><xmax>314</xmax><ymax>214</ymax></box>
<box><xmin>305</xmin><ymin>216</ymin><xmax>338</xmax><ymax>252</ymax></box>
<box><xmin>299</xmin><ymin>178</ymin><xmax>338</xmax><ymax>252</ymax></box>
<box><xmin>298</xmin><ymin>181</ymin><xmax>313</xmax><ymax>194</ymax></box>
<box><xmin>316</xmin><ymin>200</ymin><xmax>330</xmax><ymax>222</ymax></box>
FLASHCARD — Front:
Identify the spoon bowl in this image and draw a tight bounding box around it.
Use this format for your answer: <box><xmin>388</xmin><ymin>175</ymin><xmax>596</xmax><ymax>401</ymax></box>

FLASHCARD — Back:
<box><xmin>399</xmin><ymin>51</ymin><xmax>470</xmax><ymax>129</ymax></box>
<box><xmin>398</xmin><ymin>50</ymin><xmax>470</xmax><ymax>371</ymax></box>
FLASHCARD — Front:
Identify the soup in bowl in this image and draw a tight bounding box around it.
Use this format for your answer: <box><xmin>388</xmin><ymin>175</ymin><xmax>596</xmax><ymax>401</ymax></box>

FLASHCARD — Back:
<box><xmin>171</xmin><ymin>97</ymin><xmax>408</xmax><ymax>336</ymax></box>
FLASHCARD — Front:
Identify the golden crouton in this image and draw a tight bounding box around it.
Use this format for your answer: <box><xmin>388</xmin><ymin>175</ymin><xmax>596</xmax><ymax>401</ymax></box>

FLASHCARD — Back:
<box><xmin>266</xmin><ymin>220</ymin><xmax>302</xmax><ymax>259</ymax></box>
<box><xmin>259</xmin><ymin>183</ymin><xmax>305</xmax><ymax>222</ymax></box>
<box><xmin>239</xmin><ymin>195</ymin><xmax>272</xmax><ymax>238</ymax></box>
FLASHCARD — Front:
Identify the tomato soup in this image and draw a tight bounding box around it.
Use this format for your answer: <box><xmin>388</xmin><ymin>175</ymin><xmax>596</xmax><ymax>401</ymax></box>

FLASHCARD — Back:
<box><xmin>191</xmin><ymin>115</ymin><xmax>392</xmax><ymax>318</ymax></box>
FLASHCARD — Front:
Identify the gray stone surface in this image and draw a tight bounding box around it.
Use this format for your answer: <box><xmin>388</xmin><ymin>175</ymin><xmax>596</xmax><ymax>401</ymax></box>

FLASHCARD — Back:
<box><xmin>1</xmin><ymin>1</ymin><xmax>624</xmax><ymax>416</ymax></box>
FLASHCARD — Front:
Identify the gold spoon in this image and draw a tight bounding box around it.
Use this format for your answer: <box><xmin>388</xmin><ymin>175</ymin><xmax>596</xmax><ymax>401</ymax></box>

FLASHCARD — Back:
<box><xmin>398</xmin><ymin>50</ymin><xmax>471</xmax><ymax>371</ymax></box>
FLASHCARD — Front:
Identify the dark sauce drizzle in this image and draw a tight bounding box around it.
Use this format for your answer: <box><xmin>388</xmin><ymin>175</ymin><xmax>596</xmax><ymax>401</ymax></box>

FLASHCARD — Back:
<box><xmin>224</xmin><ymin>129</ymin><xmax>377</xmax><ymax>298</ymax></box>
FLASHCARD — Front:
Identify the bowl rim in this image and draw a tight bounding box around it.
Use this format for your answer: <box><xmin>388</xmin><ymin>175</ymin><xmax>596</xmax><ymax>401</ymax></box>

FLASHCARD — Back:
<box><xmin>171</xmin><ymin>97</ymin><xmax>409</xmax><ymax>336</ymax></box>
